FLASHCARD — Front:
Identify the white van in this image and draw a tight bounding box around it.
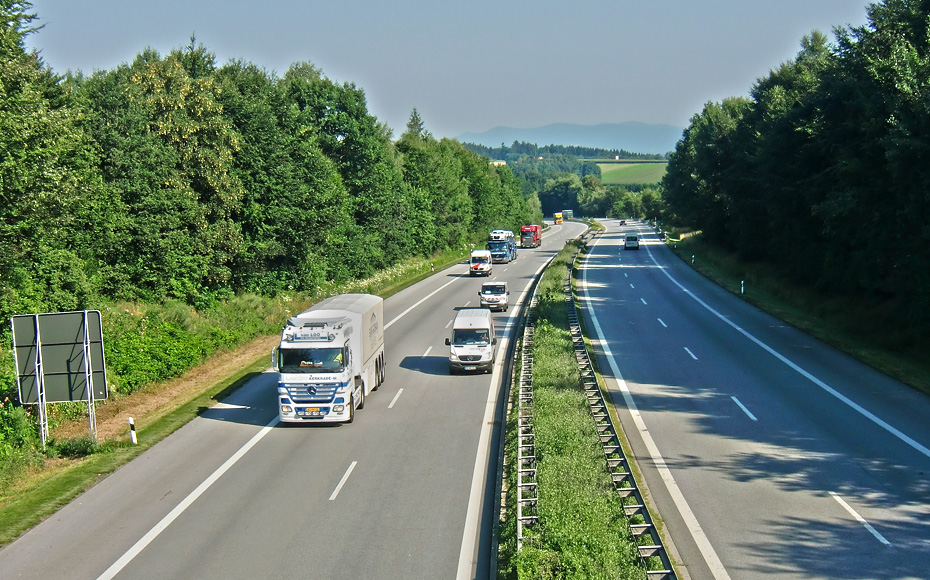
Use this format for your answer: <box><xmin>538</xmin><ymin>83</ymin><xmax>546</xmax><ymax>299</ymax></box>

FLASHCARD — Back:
<box><xmin>445</xmin><ymin>308</ymin><xmax>497</xmax><ymax>374</ymax></box>
<box><xmin>469</xmin><ymin>249</ymin><xmax>493</xmax><ymax>276</ymax></box>
<box><xmin>478</xmin><ymin>280</ymin><xmax>509</xmax><ymax>312</ymax></box>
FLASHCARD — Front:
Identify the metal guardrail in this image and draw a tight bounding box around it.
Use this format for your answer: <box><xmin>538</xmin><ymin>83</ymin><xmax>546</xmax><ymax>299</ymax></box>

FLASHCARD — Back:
<box><xmin>569</xmin><ymin>233</ymin><xmax>677</xmax><ymax>579</ymax></box>
<box><xmin>515</xmin><ymin>293</ymin><xmax>539</xmax><ymax>549</ymax></box>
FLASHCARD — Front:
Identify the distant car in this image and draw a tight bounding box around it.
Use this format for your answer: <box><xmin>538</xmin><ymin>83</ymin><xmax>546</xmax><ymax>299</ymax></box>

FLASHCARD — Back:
<box><xmin>619</xmin><ymin>220</ymin><xmax>627</xmax><ymax>226</ymax></box>
<box><xmin>624</xmin><ymin>233</ymin><xmax>639</xmax><ymax>250</ymax></box>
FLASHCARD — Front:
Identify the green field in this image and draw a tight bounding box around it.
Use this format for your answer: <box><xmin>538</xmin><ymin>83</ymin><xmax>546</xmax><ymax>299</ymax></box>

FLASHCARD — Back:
<box><xmin>598</xmin><ymin>162</ymin><xmax>667</xmax><ymax>185</ymax></box>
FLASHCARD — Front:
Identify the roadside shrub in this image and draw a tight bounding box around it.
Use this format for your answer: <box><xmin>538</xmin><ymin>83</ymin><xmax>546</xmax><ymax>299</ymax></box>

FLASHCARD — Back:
<box><xmin>0</xmin><ymin>400</ymin><xmax>43</xmax><ymax>494</ymax></box>
<box><xmin>47</xmin><ymin>435</ymin><xmax>99</xmax><ymax>458</ymax></box>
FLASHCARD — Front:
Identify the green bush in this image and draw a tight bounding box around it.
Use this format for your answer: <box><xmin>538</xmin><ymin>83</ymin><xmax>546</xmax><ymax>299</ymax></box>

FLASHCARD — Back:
<box><xmin>0</xmin><ymin>400</ymin><xmax>43</xmax><ymax>494</ymax></box>
<box><xmin>47</xmin><ymin>435</ymin><xmax>99</xmax><ymax>458</ymax></box>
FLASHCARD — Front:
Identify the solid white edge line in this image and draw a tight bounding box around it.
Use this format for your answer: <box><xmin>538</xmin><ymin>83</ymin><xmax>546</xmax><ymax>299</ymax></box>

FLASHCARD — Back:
<box><xmin>642</xmin><ymin>237</ymin><xmax>930</xmax><ymax>461</ymax></box>
<box><xmin>329</xmin><ymin>461</ymin><xmax>358</xmax><ymax>501</ymax></box>
<box><xmin>829</xmin><ymin>492</ymin><xmax>892</xmax><ymax>546</ymax></box>
<box><xmin>388</xmin><ymin>388</ymin><xmax>403</xmax><ymax>409</ymax></box>
<box><xmin>731</xmin><ymin>396</ymin><xmax>758</xmax><ymax>421</ymax></box>
<box><xmin>582</xmin><ymin>234</ymin><xmax>734</xmax><ymax>580</ymax></box>
<box><xmin>96</xmin><ymin>417</ymin><xmax>280</xmax><ymax>580</ymax></box>
<box><xmin>456</xmin><ymin>253</ymin><xmax>554</xmax><ymax>580</ymax></box>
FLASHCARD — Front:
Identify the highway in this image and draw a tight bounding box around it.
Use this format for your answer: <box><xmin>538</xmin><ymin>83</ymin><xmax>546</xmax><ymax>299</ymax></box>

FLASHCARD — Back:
<box><xmin>579</xmin><ymin>220</ymin><xmax>930</xmax><ymax>580</ymax></box>
<box><xmin>0</xmin><ymin>221</ymin><xmax>588</xmax><ymax>580</ymax></box>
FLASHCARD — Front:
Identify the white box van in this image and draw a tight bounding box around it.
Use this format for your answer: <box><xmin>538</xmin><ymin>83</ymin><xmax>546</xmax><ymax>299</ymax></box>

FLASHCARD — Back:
<box><xmin>469</xmin><ymin>249</ymin><xmax>492</xmax><ymax>276</ymax></box>
<box><xmin>478</xmin><ymin>281</ymin><xmax>509</xmax><ymax>312</ymax></box>
<box><xmin>624</xmin><ymin>233</ymin><xmax>640</xmax><ymax>250</ymax></box>
<box><xmin>445</xmin><ymin>308</ymin><xmax>496</xmax><ymax>374</ymax></box>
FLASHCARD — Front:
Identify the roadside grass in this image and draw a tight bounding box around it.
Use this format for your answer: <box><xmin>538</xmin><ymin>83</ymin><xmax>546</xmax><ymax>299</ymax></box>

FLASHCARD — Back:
<box><xmin>0</xmin><ymin>248</ymin><xmax>470</xmax><ymax>548</ymax></box>
<box><xmin>667</xmin><ymin>232</ymin><xmax>930</xmax><ymax>396</ymax></box>
<box><xmin>597</xmin><ymin>162</ymin><xmax>667</xmax><ymax>185</ymax></box>
<box><xmin>499</xmin><ymin>241</ymin><xmax>644</xmax><ymax>580</ymax></box>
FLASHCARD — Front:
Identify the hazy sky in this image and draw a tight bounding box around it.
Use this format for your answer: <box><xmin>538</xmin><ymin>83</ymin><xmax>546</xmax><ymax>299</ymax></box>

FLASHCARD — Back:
<box><xmin>25</xmin><ymin>0</ymin><xmax>870</xmax><ymax>139</ymax></box>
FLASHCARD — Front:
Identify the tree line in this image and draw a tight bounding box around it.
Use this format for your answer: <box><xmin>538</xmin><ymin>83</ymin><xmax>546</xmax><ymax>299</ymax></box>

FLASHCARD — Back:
<box><xmin>464</xmin><ymin>140</ymin><xmax>666</xmax><ymax>161</ymax></box>
<box><xmin>662</xmin><ymin>0</ymin><xmax>930</xmax><ymax>332</ymax></box>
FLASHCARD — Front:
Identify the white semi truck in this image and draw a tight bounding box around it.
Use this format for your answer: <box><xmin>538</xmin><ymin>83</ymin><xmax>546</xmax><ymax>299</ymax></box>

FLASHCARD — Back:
<box><xmin>273</xmin><ymin>293</ymin><xmax>385</xmax><ymax>423</ymax></box>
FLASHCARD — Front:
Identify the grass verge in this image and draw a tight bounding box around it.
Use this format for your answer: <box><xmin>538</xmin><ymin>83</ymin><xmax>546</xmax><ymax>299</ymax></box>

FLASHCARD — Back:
<box><xmin>498</xmin><ymin>240</ymin><xmax>645</xmax><ymax>580</ymax></box>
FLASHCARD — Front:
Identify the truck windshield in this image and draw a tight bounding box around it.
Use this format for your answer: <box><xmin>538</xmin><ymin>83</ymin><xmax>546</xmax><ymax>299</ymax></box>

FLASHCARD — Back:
<box><xmin>279</xmin><ymin>347</ymin><xmax>345</xmax><ymax>373</ymax></box>
<box><xmin>452</xmin><ymin>328</ymin><xmax>491</xmax><ymax>346</ymax></box>
<box><xmin>486</xmin><ymin>241</ymin><xmax>507</xmax><ymax>251</ymax></box>
<box><xmin>482</xmin><ymin>285</ymin><xmax>506</xmax><ymax>294</ymax></box>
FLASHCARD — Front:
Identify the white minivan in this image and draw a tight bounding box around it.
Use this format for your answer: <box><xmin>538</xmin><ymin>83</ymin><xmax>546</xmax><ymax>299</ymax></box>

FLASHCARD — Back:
<box><xmin>445</xmin><ymin>308</ymin><xmax>496</xmax><ymax>374</ymax></box>
<box><xmin>478</xmin><ymin>281</ymin><xmax>509</xmax><ymax>312</ymax></box>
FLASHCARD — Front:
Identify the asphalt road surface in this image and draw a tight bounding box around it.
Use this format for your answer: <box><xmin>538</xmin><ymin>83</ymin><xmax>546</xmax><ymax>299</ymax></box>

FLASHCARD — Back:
<box><xmin>0</xmin><ymin>220</ymin><xmax>588</xmax><ymax>580</ymax></box>
<box><xmin>579</xmin><ymin>220</ymin><xmax>930</xmax><ymax>580</ymax></box>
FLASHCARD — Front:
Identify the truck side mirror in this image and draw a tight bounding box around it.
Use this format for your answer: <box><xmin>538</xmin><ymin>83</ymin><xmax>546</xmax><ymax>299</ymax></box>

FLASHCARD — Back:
<box><xmin>493</xmin><ymin>338</ymin><xmax>497</xmax><ymax>345</ymax></box>
<box><xmin>270</xmin><ymin>347</ymin><xmax>279</xmax><ymax>371</ymax></box>
<box><xmin>445</xmin><ymin>338</ymin><xmax>451</xmax><ymax>346</ymax></box>
<box><xmin>478</xmin><ymin>290</ymin><xmax>481</xmax><ymax>296</ymax></box>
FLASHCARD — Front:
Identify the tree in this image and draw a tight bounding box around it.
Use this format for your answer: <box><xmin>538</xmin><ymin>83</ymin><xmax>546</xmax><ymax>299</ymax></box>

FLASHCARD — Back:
<box><xmin>76</xmin><ymin>47</ymin><xmax>244</xmax><ymax>304</ymax></box>
<box><xmin>403</xmin><ymin>107</ymin><xmax>430</xmax><ymax>140</ymax></box>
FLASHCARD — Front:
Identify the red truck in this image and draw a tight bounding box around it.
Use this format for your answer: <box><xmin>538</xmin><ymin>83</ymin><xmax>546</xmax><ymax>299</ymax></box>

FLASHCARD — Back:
<box><xmin>520</xmin><ymin>224</ymin><xmax>541</xmax><ymax>248</ymax></box>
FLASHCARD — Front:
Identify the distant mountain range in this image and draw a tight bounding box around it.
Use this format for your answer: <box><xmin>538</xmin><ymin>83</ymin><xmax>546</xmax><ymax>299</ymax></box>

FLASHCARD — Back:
<box><xmin>456</xmin><ymin>122</ymin><xmax>684</xmax><ymax>155</ymax></box>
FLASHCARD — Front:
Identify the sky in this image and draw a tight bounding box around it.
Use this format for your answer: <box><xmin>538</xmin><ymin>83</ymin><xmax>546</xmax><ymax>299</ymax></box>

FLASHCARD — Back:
<box><xmin>24</xmin><ymin>0</ymin><xmax>871</xmax><ymax>140</ymax></box>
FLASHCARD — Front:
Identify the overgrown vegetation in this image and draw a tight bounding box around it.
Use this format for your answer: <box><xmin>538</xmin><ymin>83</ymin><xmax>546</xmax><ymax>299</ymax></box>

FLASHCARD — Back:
<box><xmin>499</xmin><ymin>241</ymin><xmax>644</xmax><ymax>580</ymax></box>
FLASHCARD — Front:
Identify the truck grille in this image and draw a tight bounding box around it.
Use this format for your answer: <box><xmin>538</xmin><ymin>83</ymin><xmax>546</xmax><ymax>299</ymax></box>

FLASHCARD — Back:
<box><xmin>460</xmin><ymin>355</ymin><xmax>482</xmax><ymax>362</ymax></box>
<box><xmin>282</xmin><ymin>382</ymin><xmax>341</xmax><ymax>403</ymax></box>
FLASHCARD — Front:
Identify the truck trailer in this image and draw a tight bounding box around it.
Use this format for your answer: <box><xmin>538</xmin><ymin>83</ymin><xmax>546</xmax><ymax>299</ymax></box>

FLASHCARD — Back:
<box><xmin>273</xmin><ymin>293</ymin><xmax>385</xmax><ymax>423</ymax></box>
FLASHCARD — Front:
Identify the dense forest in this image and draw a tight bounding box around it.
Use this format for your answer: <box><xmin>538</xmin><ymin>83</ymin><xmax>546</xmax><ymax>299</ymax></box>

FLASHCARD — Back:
<box><xmin>0</xmin><ymin>2</ymin><xmax>537</xmax><ymax>460</ymax></box>
<box><xmin>663</xmin><ymin>0</ymin><xmax>930</xmax><ymax>332</ymax></box>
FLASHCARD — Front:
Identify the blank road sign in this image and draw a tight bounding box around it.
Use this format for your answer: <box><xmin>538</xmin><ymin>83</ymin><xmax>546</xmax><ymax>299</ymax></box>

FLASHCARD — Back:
<box><xmin>11</xmin><ymin>310</ymin><xmax>108</xmax><ymax>404</ymax></box>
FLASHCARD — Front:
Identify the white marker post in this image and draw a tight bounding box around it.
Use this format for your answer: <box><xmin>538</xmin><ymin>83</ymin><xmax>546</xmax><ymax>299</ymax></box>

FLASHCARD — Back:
<box><xmin>128</xmin><ymin>417</ymin><xmax>137</xmax><ymax>444</ymax></box>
